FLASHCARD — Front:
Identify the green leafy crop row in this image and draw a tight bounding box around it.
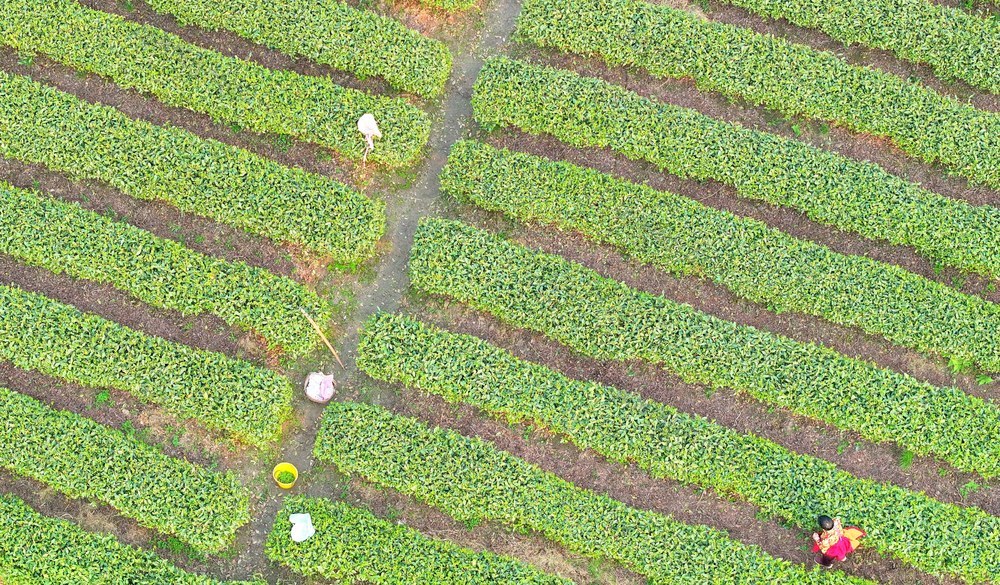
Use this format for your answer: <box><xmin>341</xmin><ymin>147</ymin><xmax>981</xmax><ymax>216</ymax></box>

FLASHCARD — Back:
<box><xmin>0</xmin><ymin>284</ymin><xmax>292</xmax><ymax>448</ymax></box>
<box><xmin>0</xmin><ymin>495</ymin><xmax>253</xmax><ymax>584</ymax></box>
<box><xmin>709</xmin><ymin>0</ymin><xmax>1000</xmax><ymax>94</ymax></box>
<box><xmin>0</xmin><ymin>180</ymin><xmax>330</xmax><ymax>358</ymax></box>
<box><xmin>0</xmin><ymin>70</ymin><xmax>384</xmax><ymax>263</ymax></box>
<box><xmin>266</xmin><ymin>495</ymin><xmax>570</xmax><ymax>584</ymax></box>
<box><xmin>315</xmin><ymin>401</ymin><xmax>867</xmax><ymax>585</ymax></box>
<box><xmin>359</xmin><ymin>312</ymin><xmax>1000</xmax><ymax>582</ymax></box>
<box><xmin>441</xmin><ymin>141</ymin><xmax>1000</xmax><ymax>371</ymax></box>
<box><xmin>0</xmin><ymin>0</ymin><xmax>429</xmax><ymax>166</ymax></box>
<box><xmin>516</xmin><ymin>0</ymin><xmax>1000</xmax><ymax>187</ymax></box>
<box><xmin>144</xmin><ymin>0</ymin><xmax>452</xmax><ymax>98</ymax></box>
<box><xmin>409</xmin><ymin>219</ymin><xmax>1000</xmax><ymax>478</ymax></box>
<box><xmin>0</xmin><ymin>388</ymin><xmax>251</xmax><ymax>554</ymax></box>
<box><xmin>472</xmin><ymin>57</ymin><xmax>1000</xmax><ymax>279</ymax></box>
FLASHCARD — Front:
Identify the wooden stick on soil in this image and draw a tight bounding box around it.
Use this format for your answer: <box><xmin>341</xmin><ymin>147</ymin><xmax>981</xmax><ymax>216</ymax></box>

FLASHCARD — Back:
<box><xmin>300</xmin><ymin>308</ymin><xmax>345</xmax><ymax>369</ymax></box>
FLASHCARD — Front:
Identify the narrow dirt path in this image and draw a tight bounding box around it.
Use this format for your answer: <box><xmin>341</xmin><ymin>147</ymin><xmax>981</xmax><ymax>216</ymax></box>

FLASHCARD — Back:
<box><xmin>219</xmin><ymin>0</ymin><xmax>526</xmax><ymax>579</ymax></box>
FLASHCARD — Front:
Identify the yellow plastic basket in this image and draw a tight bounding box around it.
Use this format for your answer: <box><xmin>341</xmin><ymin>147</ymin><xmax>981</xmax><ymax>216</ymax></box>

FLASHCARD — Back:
<box><xmin>272</xmin><ymin>462</ymin><xmax>298</xmax><ymax>489</ymax></box>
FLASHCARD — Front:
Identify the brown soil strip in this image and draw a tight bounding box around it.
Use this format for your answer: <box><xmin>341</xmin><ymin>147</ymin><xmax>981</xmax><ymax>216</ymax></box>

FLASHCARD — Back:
<box><xmin>482</xmin><ymin>130</ymin><xmax>1000</xmax><ymax>301</ymax></box>
<box><xmin>665</xmin><ymin>0</ymin><xmax>1000</xmax><ymax>111</ymax></box>
<box><xmin>459</xmin><ymin>207</ymin><xmax>1000</xmax><ymax>401</ymax></box>
<box><xmin>0</xmin><ymin>159</ymin><xmax>298</xmax><ymax>278</ymax></box>
<box><xmin>0</xmin><ymin>364</ymin><xmax>242</xmax><ymax>469</ymax></box>
<box><xmin>372</xmin><ymin>375</ymin><xmax>954</xmax><ymax>584</ymax></box>
<box><xmin>413</xmin><ymin>300</ymin><xmax>999</xmax><ymax>519</ymax></box>
<box><xmin>0</xmin><ymin>470</ymin><xmax>266</xmax><ymax>581</ymax></box>
<box><xmin>926</xmin><ymin>0</ymin><xmax>999</xmax><ymax>16</ymax></box>
<box><xmin>0</xmin><ymin>471</ymin><xmax>159</xmax><ymax>550</ymax></box>
<box><xmin>513</xmin><ymin>47</ymin><xmax>1000</xmax><ymax>208</ymax></box>
<box><xmin>0</xmin><ymin>256</ymin><xmax>258</xmax><ymax>360</ymax></box>
<box><xmin>79</xmin><ymin>0</ymin><xmax>399</xmax><ymax>99</ymax></box>
<box><xmin>304</xmin><ymin>449</ymin><xmax>643</xmax><ymax>584</ymax></box>
<box><xmin>0</xmin><ymin>48</ymin><xmax>362</xmax><ymax>188</ymax></box>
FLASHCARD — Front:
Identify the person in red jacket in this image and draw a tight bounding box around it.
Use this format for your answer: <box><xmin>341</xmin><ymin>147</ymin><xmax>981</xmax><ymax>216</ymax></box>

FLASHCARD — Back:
<box><xmin>812</xmin><ymin>515</ymin><xmax>866</xmax><ymax>567</ymax></box>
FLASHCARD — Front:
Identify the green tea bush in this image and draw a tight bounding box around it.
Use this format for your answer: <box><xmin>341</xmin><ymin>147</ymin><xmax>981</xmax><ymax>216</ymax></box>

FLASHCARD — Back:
<box><xmin>707</xmin><ymin>0</ymin><xmax>1000</xmax><ymax>94</ymax></box>
<box><xmin>517</xmin><ymin>0</ymin><xmax>1000</xmax><ymax>187</ymax></box>
<box><xmin>0</xmin><ymin>495</ymin><xmax>255</xmax><ymax>584</ymax></box>
<box><xmin>0</xmin><ymin>284</ymin><xmax>292</xmax><ymax>447</ymax></box>
<box><xmin>315</xmin><ymin>401</ymin><xmax>868</xmax><ymax>585</ymax></box>
<box><xmin>0</xmin><ymin>181</ymin><xmax>330</xmax><ymax>358</ymax></box>
<box><xmin>409</xmin><ymin>219</ymin><xmax>1000</xmax><ymax>478</ymax></box>
<box><xmin>472</xmin><ymin>58</ymin><xmax>1000</xmax><ymax>278</ymax></box>
<box><xmin>0</xmin><ymin>0</ymin><xmax>429</xmax><ymax>166</ymax></box>
<box><xmin>0</xmin><ymin>70</ymin><xmax>383</xmax><ymax>262</ymax></box>
<box><xmin>145</xmin><ymin>0</ymin><xmax>452</xmax><ymax>98</ymax></box>
<box><xmin>441</xmin><ymin>141</ymin><xmax>1000</xmax><ymax>371</ymax></box>
<box><xmin>359</xmin><ymin>312</ymin><xmax>1000</xmax><ymax>582</ymax></box>
<box><xmin>266</xmin><ymin>495</ymin><xmax>570</xmax><ymax>584</ymax></box>
<box><xmin>0</xmin><ymin>389</ymin><xmax>250</xmax><ymax>554</ymax></box>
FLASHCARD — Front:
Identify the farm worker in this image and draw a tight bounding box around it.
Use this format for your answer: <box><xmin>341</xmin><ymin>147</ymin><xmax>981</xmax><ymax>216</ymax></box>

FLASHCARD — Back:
<box><xmin>357</xmin><ymin>113</ymin><xmax>381</xmax><ymax>163</ymax></box>
<box><xmin>812</xmin><ymin>515</ymin><xmax>866</xmax><ymax>567</ymax></box>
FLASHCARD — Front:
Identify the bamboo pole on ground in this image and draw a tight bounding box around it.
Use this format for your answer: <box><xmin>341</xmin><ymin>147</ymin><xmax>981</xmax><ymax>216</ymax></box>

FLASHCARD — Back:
<box><xmin>300</xmin><ymin>308</ymin><xmax>345</xmax><ymax>369</ymax></box>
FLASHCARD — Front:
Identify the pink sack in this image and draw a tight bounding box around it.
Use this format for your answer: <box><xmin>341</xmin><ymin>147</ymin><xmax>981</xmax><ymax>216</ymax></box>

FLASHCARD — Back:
<box><xmin>304</xmin><ymin>372</ymin><xmax>335</xmax><ymax>404</ymax></box>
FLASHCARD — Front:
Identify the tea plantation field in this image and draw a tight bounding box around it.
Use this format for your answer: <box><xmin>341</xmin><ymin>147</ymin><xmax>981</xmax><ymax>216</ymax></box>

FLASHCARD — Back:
<box><xmin>0</xmin><ymin>0</ymin><xmax>997</xmax><ymax>582</ymax></box>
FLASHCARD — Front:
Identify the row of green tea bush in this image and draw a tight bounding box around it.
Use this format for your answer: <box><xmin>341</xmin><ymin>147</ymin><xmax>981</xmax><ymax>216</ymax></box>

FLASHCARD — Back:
<box><xmin>314</xmin><ymin>401</ymin><xmax>866</xmax><ymax>584</ymax></box>
<box><xmin>0</xmin><ymin>70</ymin><xmax>383</xmax><ymax>262</ymax></box>
<box><xmin>471</xmin><ymin>58</ymin><xmax>1000</xmax><ymax>278</ymax></box>
<box><xmin>517</xmin><ymin>0</ymin><xmax>1000</xmax><ymax>187</ymax></box>
<box><xmin>441</xmin><ymin>140</ymin><xmax>1000</xmax><ymax>371</ymax></box>
<box><xmin>358</xmin><ymin>312</ymin><xmax>1000</xmax><ymax>582</ymax></box>
<box><xmin>0</xmin><ymin>495</ymin><xmax>252</xmax><ymax>583</ymax></box>
<box><xmin>707</xmin><ymin>0</ymin><xmax>999</xmax><ymax>93</ymax></box>
<box><xmin>0</xmin><ymin>0</ymin><xmax>429</xmax><ymax>166</ymax></box>
<box><xmin>266</xmin><ymin>495</ymin><xmax>570</xmax><ymax>584</ymax></box>
<box><xmin>145</xmin><ymin>0</ymin><xmax>452</xmax><ymax>97</ymax></box>
<box><xmin>408</xmin><ymin>219</ymin><xmax>1000</xmax><ymax>478</ymax></box>
<box><xmin>0</xmin><ymin>388</ymin><xmax>250</xmax><ymax>553</ymax></box>
<box><xmin>0</xmin><ymin>181</ymin><xmax>329</xmax><ymax>358</ymax></box>
<box><xmin>0</xmin><ymin>284</ymin><xmax>291</xmax><ymax>447</ymax></box>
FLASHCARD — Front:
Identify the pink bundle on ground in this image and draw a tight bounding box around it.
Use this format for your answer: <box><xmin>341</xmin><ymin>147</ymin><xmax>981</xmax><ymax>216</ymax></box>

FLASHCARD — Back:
<box><xmin>305</xmin><ymin>372</ymin><xmax>335</xmax><ymax>403</ymax></box>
